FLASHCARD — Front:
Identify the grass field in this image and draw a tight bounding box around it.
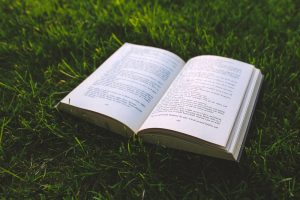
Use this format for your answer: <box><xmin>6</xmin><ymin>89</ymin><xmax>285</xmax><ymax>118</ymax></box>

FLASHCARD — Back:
<box><xmin>1</xmin><ymin>0</ymin><xmax>299</xmax><ymax>199</ymax></box>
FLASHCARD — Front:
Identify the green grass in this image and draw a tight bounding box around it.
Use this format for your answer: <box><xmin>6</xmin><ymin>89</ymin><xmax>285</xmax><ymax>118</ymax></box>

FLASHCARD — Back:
<box><xmin>0</xmin><ymin>0</ymin><xmax>299</xmax><ymax>199</ymax></box>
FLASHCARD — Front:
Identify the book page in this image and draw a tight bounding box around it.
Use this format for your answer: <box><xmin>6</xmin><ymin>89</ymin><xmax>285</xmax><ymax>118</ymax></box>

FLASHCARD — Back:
<box><xmin>140</xmin><ymin>56</ymin><xmax>254</xmax><ymax>146</ymax></box>
<box><xmin>59</xmin><ymin>43</ymin><xmax>185</xmax><ymax>133</ymax></box>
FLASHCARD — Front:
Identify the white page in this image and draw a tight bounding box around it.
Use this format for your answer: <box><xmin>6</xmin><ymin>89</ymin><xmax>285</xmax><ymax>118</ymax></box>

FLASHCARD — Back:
<box><xmin>59</xmin><ymin>43</ymin><xmax>185</xmax><ymax>133</ymax></box>
<box><xmin>140</xmin><ymin>56</ymin><xmax>254</xmax><ymax>146</ymax></box>
<box><xmin>229</xmin><ymin>69</ymin><xmax>263</xmax><ymax>160</ymax></box>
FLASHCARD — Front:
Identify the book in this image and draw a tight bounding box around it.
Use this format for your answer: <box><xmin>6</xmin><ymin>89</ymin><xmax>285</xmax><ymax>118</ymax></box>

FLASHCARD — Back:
<box><xmin>57</xmin><ymin>43</ymin><xmax>263</xmax><ymax>161</ymax></box>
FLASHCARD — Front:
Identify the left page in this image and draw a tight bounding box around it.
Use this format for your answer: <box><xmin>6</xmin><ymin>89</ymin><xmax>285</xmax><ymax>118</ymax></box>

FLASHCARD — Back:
<box><xmin>58</xmin><ymin>43</ymin><xmax>185</xmax><ymax>133</ymax></box>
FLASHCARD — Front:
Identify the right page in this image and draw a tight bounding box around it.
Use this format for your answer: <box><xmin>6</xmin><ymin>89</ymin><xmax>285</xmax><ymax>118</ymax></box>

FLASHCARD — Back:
<box><xmin>140</xmin><ymin>56</ymin><xmax>254</xmax><ymax>147</ymax></box>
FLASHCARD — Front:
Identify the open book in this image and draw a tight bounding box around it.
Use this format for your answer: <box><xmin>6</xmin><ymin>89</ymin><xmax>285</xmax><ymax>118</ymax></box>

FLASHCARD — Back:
<box><xmin>57</xmin><ymin>43</ymin><xmax>263</xmax><ymax>161</ymax></box>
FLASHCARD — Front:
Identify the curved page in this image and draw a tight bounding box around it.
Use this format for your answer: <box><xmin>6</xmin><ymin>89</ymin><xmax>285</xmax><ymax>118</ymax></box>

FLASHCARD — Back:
<box><xmin>140</xmin><ymin>56</ymin><xmax>254</xmax><ymax>146</ymax></box>
<box><xmin>59</xmin><ymin>43</ymin><xmax>185</xmax><ymax>133</ymax></box>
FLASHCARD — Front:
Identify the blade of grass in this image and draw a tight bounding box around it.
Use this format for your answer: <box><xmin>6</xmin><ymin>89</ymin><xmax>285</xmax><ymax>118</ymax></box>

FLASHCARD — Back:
<box><xmin>0</xmin><ymin>166</ymin><xmax>25</xmax><ymax>181</ymax></box>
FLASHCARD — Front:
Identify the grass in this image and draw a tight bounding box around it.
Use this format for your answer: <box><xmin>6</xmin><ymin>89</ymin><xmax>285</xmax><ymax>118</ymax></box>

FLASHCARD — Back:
<box><xmin>0</xmin><ymin>0</ymin><xmax>299</xmax><ymax>199</ymax></box>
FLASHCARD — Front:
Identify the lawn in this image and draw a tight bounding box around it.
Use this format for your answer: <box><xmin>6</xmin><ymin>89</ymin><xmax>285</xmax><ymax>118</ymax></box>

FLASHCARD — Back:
<box><xmin>0</xmin><ymin>0</ymin><xmax>299</xmax><ymax>199</ymax></box>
